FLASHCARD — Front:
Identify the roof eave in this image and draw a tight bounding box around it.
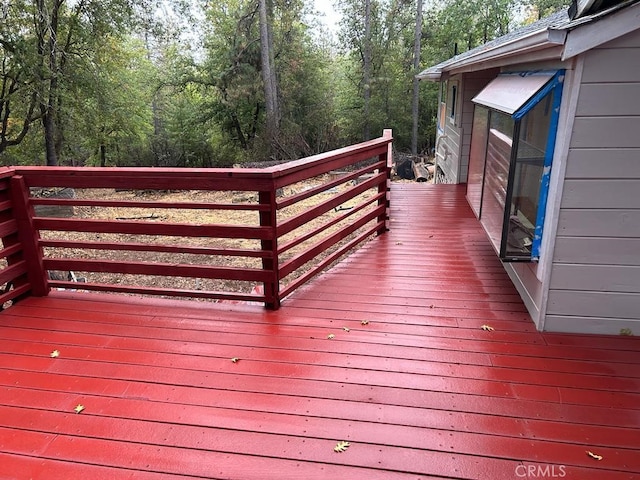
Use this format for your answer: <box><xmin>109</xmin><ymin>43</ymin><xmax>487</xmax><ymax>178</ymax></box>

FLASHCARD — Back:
<box><xmin>418</xmin><ymin>28</ymin><xmax>567</xmax><ymax>82</ymax></box>
<box><xmin>561</xmin><ymin>0</ymin><xmax>640</xmax><ymax>60</ymax></box>
<box><xmin>416</xmin><ymin>69</ymin><xmax>443</xmax><ymax>81</ymax></box>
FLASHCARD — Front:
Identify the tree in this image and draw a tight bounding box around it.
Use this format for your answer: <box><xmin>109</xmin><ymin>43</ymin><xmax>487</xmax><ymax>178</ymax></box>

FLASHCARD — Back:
<box><xmin>0</xmin><ymin>1</ymin><xmax>41</xmax><ymax>157</ymax></box>
<box><xmin>337</xmin><ymin>0</ymin><xmax>416</xmax><ymax>147</ymax></box>
<box><xmin>424</xmin><ymin>0</ymin><xmax>517</xmax><ymax>61</ymax></box>
<box><xmin>259</xmin><ymin>0</ymin><xmax>280</xmax><ymax>145</ymax></box>
<box><xmin>363</xmin><ymin>0</ymin><xmax>372</xmax><ymax>140</ymax></box>
<box><xmin>523</xmin><ymin>0</ymin><xmax>570</xmax><ymax>20</ymax></box>
<box><xmin>411</xmin><ymin>0</ymin><xmax>423</xmax><ymax>154</ymax></box>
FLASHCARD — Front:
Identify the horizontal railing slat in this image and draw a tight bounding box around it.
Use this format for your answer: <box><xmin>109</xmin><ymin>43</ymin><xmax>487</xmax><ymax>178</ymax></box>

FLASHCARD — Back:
<box><xmin>0</xmin><ymin>283</ymin><xmax>31</xmax><ymax>305</ymax></box>
<box><xmin>266</xmin><ymin>137</ymin><xmax>389</xmax><ymax>180</ymax></box>
<box><xmin>279</xmin><ymin>205</ymin><xmax>385</xmax><ymax>279</ymax></box>
<box><xmin>43</xmin><ymin>258</ymin><xmax>271</xmax><ymax>282</ymax></box>
<box><xmin>30</xmin><ymin>198</ymin><xmax>267</xmax><ymax>212</ymax></box>
<box><xmin>0</xmin><ymin>199</ymin><xmax>13</xmax><ymax>212</ymax></box>
<box><xmin>47</xmin><ymin>281</ymin><xmax>268</xmax><ymax>302</ymax></box>
<box><xmin>15</xmin><ymin>167</ymin><xmax>274</xmax><ymax>192</ymax></box>
<box><xmin>34</xmin><ymin>218</ymin><xmax>272</xmax><ymax>240</ymax></box>
<box><xmin>0</xmin><ymin>244</ymin><xmax>23</xmax><ymax>260</ymax></box>
<box><xmin>39</xmin><ymin>239</ymin><xmax>270</xmax><ymax>259</ymax></box>
<box><xmin>278</xmin><ymin>192</ymin><xmax>384</xmax><ymax>256</ymax></box>
<box><xmin>276</xmin><ymin>160</ymin><xmax>386</xmax><ymax>210</ymax></box>
<box><xmin>0</xmin><ymin>261</ymin><xmax>28</xmax><ymax>286</ymax></box>
<box><xmin>0</xmin><ymin>219</ymin><xmax>18</xmax><ymax>238</ymax></box>
<box><xmin>277</xmin><ymin>172</ymin><xmax>385</xmax><ymax>237</ymax></box>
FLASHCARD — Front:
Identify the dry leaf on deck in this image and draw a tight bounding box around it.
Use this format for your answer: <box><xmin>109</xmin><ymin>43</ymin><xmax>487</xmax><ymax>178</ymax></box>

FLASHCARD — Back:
<box><xmin>50</xmin><ymin>350</ymin><xmax>60</xmax><ymax>358</ymax></box>
<box><xmin>334</xmin><ymin>441</ymin><xmax>350</xmax><ymax>453</ymax></box>
<box><xmin>586</xmin><ymin>451</ymin><xmax>603</xmax><ymax>461</ymax></box>
<box><xmin>327</xmin><ymin>334</ymin><xmax>335</xmax><ymax>340</ymax></box>
<box><xmin>74</xmin><ymin>404</ymin><xmax>85</xmax><ymax>414</ymax></box>
<box><xmin>481</xmin><ymin>325</ymin><xmax>495</xmax><ymax>331</ymax></box>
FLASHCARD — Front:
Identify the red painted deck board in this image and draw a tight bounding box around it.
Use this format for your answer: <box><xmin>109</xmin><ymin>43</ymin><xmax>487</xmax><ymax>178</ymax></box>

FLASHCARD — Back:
<box><xmin>1</xmin><ymin>184</ymin><xmax>638</xmax><ymax>480</ymax></box>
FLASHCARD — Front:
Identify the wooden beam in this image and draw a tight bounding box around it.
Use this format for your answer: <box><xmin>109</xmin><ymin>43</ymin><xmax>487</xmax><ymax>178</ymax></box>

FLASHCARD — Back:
<box><xmin>9</xmin><ymin>176</ymin><xmax>49</xmax><ymax>297</ymax></box>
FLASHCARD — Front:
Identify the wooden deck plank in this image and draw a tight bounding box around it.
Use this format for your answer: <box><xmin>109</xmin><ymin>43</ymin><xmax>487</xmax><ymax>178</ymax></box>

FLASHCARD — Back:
<box><xmin>2</xmin><ymin>383</ymin><xmax>638</xmax><ymax>452</ymax></box>
<box><xmin>1</xmin><ymin>183</ymin><xmax>638</xmax><ymax>479</ymax></box>
<box><xmin>2</xmin><ymin>369</ymin><xmax>638</xmax><ymax>431</ymax></box>
<box><xmin>1</xmin><ymin>333</ymin><xmax>638</xmax><ymax>395</ymax></box>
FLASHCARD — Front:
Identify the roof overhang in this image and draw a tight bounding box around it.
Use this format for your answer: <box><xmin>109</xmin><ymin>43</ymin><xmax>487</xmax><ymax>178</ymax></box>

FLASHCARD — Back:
<box><xmin>417</xmin><ymin>29</ymin><xmax>566</xmax><ymax>82</ymax></box>
<box><xmin>562</xmin><ymin>0</ymin><xmax>640</xmax><ymax>59</ymax></box>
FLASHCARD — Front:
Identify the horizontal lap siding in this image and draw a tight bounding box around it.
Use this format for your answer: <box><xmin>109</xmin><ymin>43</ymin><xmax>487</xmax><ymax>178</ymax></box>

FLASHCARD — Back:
<box><xmin>439</xmin><ymin>125</ymin><xmax>460</xmax><ymax>183</ymax></box>
<box><xmin>547</xmin><ymin>31</ymin><xmax>640</xmax><ymax>334</ymax></box>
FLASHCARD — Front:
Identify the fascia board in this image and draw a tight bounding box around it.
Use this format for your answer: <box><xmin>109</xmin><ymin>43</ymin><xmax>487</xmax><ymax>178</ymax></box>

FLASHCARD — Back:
<box><xmin>436</xmin><ymin>29</ymin><xmax>567</xmax><ymax>77</ymax></box>
<box><xmin>561</xmin><ymin>1</ymin><xmax>640</xmax><ymax>60</ymax></box>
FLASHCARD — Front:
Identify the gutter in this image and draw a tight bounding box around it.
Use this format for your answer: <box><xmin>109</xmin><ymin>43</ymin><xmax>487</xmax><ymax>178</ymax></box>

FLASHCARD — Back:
<box><xmin>418</xmin><ymin>28</ymin><xmax>567</xmax><ymax>82</ymax></box>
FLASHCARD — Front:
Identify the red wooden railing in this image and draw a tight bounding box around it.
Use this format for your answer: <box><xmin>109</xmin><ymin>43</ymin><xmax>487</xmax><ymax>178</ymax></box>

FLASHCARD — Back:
<box><xmin>0</xmin><ymin>130</ymin><xmax>392</xmax><ymax>309</ymax></box>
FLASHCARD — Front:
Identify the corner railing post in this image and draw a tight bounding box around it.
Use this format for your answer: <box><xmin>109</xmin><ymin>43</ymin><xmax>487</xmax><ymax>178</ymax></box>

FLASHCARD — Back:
<box><xmin>9</xmin><ymin>175</ymin><xmax>49</xmax><ymax>296</ymax></box>
<box><xmin>378</xmin><ymin>129</ymin><xmax>393</xmax><ymax>234</ymax></box>
<box><xmin>259</xmin><ymin>183</ymin><xmax>280</xmax><ymax>309</ymax></box>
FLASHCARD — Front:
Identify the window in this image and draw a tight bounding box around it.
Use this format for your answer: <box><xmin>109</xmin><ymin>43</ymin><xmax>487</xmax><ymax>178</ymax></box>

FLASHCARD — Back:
<box><xmin>449</xmin><ymin>84</ymin><xmax>457</xmax><ymax>121</ymax></box>
<box><xmin>468</xmin><ymin>71</ymin><xmax>564</xmax><ymax>261</ymax></box>
<box><xmin>438</xmin><ymin>81</ymin><xmax>447</xmax><ymax>132</ymax></box>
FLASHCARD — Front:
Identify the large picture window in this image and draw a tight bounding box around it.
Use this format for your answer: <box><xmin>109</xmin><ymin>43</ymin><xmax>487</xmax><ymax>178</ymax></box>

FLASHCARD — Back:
<box><xmin>468</xmin><ymin>71</ymin><xmax>564</xmax><ymax>261</ymax></box>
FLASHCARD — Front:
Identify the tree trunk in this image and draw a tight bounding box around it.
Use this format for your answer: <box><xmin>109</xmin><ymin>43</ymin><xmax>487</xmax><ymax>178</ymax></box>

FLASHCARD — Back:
<box><xmin>100</xmin><ymin>144</ymin><xmax>107</xmax><ymax>167</ymax></box>
<box><xmin>411</xmin><ymin>0</ymin><xmax>423</xmax><ymax>155</ymax></box>
<box><xmin>363</xmin><ymin>0</ymin><xmax>372</xmax><ymax>141</ymax></box>
<box><xmin>37</xmin><ymin>0</ymin><xmax>63</xmax><ymax>166</ymax></box>
<box><xmin>259</xmin><ymin>0</ymin><xmax>279</xmax><ymax>146</ymax></box>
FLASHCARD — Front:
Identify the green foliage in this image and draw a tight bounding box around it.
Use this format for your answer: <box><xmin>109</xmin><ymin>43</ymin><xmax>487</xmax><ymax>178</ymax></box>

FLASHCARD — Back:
<box><xmin>423</xmin><ymin>0</ymin><xmax>518</xmax><ymax>63</ymax></box>
<box><xmin>522</xmin><ymin>0</ymin><xmax>570</xmax><ymax>20</ymax></box>
<box><xmin>0</xmin><ymin>0</ymin><xmax>558</xmax><ymax>167</ymax></box>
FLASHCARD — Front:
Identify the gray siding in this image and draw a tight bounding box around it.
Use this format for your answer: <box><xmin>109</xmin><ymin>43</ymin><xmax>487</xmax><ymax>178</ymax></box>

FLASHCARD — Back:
<box><xmin>437</xmin><ymin>71</ymin><xmax>498</xmax><ymax>184</ymax></box>
<box><xmin>438</xmin><ymin>122</ymin><xmax>461</xmax><ymax>183</ymax></box>
<box><xmin>546</xmin><ymin>29</ymin><xmax>640</xmax><ymax>334</ymax></box>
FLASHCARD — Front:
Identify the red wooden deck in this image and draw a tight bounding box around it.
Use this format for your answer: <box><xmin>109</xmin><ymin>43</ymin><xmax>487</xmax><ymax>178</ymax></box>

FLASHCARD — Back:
<box><xmin>0</xmin><ymin>184</ymin><xmax>638</xmax><ymax>480</ymax></box>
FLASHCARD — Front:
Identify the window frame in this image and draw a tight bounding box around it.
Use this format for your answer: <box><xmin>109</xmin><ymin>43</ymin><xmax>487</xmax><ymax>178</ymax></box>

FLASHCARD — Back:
<box><xmin>470</xmin><ymin>70</ymin><xmax>565</xmax><ymax>262</ymax></box>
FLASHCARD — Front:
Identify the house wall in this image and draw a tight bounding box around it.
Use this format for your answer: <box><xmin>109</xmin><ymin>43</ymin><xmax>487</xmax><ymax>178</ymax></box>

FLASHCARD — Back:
<box><xmin>436</xmin><ymin>75</ymin><xmax>463</xmax><ymax>183</ymax></box>
<box><xmin>545</xmin><ymin>29</ymin><xmax>640</xmax><ymax>334</ymax></box>
<box><xmin>436</xmin><ymin>70</ymin><xmax>498</xmax><ymax>184</ymax></box>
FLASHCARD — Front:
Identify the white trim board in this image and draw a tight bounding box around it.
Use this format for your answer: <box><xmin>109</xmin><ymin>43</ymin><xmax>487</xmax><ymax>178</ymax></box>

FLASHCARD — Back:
<box><xmin>562</xmin><ymin>0</ymin><xmax>640</xmax><ymax>60</ymax></box>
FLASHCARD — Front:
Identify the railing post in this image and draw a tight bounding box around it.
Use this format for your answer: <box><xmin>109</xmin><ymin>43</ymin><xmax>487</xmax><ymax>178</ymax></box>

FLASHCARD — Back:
<box><xmin>259</xmin><ymin>185</ymin><xmax>280</xmax><ymax>309</ymax></box>
<box><xmin>9</xmin><ymin>175</ymin><xmax>49</xmax><ymax>297</ymax></box>
<box><xmin>378</xmin><ymin>129</ymin><xmax>393</xmax><ymax>234</ymax></box>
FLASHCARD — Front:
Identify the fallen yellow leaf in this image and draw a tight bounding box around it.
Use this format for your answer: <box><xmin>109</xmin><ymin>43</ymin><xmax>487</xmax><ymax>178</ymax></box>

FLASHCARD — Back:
<box><xmin>50</xmin><ymin>350</ymin><xmax>60</xmax><ymax>358</ymax></box>
<box><xmin>586</xmin><ymin>451</ymin><xmax>603</xmax><ymax>461</ymax></box>
<box><xmin>334</xmin><ymin>441</ymin><xmax>350</xmax><ymax>453</ymax></box>
<box><xmin>74</xmin><ymin>404</ymin><xmax>85</xmax><ymax>414</ymax></box>
<box><xmin>481</xmin><ymin>325</ymin><xmax>495</xmax><ymax>331</ymax></box>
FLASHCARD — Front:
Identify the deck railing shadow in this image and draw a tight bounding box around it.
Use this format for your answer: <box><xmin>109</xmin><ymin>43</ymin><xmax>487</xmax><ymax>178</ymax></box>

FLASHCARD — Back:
<box><xmin>0</xmin><ymin>130</ymin><xmax>392</xmax><ymax>309</ymax></box>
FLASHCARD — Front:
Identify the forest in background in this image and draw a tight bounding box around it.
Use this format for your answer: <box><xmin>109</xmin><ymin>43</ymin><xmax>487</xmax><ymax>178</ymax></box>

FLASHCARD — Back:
<box><xmin>0</xmin><ymin>0</ymin><xmax>569</xmax><ymax>168</ymax></box>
